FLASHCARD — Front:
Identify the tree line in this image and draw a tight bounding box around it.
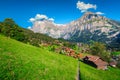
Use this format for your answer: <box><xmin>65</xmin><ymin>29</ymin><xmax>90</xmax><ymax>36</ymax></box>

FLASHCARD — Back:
<box><xmin>0</xmin><ymin>18</ymin><xmax>56</xmax><ymax>47</ymax></box>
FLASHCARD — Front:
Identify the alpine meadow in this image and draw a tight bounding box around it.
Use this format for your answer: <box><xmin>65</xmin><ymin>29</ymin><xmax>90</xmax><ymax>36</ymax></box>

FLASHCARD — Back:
<box><xmin>0</xmin><ymin>0</ymin><xmax>120</xmax><ymax>80</ymax></box>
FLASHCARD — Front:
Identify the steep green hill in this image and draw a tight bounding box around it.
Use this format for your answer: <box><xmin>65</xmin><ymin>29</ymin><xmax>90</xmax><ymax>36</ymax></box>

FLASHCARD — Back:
<box><xmin>80</xmin><ymin>61</ymin><xmax>120</xmax><ymax>80</ymax></box>
<box><xmin>0</xmin><ymin>35</ymin><xmax>78</xmax><ymax>80</ymax></box>
<box><xmin>1</xmin><ymin>34</ymin><xmax>120</xmax><ymax>80</ymax></box>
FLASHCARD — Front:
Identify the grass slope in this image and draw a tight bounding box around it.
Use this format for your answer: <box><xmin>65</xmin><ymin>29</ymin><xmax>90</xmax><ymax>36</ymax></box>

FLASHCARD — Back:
<box><xmin>112</xmin><ymin>51</ymin><xmax>120</xmax><ymax>55</ymax></box>
<box><xmin>0</xmin><ymin>35</ymin><xmax>78</xmax><ymax>80</ymax></box>
<box><xmin>80</xmin><ymin>61</ymin><xmax>120</xmax><ymax>80</ymax></box>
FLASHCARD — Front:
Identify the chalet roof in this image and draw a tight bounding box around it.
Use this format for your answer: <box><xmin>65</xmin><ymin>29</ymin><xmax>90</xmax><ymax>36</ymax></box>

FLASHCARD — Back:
<box><xmin>85</xmin><ymin>55</ymin><xmax>108</xmax><ymax>66</ymax></box>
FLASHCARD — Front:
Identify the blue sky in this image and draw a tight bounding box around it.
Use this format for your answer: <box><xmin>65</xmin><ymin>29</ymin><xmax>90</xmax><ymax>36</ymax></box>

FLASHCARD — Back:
<box><xmin>0</xmin><ymin>0</ymin><xmax>120</xmax><ymax>28</ymax></box>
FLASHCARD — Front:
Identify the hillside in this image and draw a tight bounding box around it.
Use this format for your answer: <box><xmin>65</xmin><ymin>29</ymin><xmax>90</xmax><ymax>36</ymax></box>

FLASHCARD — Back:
<box><xmin>1</xmin><ymin>34</ymin><xmax>120</xmax><ymax>80</ymax></box>
<box><xmin>0</xmin><ymin>18</ymin><xmax>56</xmax><ymax>47</ymax></box>
<box><xmin>80</xmin><ymin>61</ymin><xmax>120</xmax><ymax>80</ymax></box>
<box><xmin>0</xmin><ymin>35</ymin><xmax>78</xmax><ymax>80</ymax></box>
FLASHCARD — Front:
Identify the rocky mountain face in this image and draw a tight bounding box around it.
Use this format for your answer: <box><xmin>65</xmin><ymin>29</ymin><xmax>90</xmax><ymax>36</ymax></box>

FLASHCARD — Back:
<box><xmin>30</xmin><ymin>12</ymin><xmax>120</xmax><ymax>48</ymax></box>
<box><xmin>30</xmin><ymin>20</ymin><xmax>65</xmax><ymax>38</ymax></box>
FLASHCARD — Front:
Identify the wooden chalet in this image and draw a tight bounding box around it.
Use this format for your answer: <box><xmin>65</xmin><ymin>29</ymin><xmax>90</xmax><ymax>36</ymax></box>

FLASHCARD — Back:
<box><xmin>83</xmin><ymin>55</ymin><xmax>108</xmax><ymax>70</ymax></box>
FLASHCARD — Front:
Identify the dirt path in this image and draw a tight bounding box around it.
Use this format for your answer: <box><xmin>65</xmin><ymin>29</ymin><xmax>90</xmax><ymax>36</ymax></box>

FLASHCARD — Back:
<box><xmin>77</xmin><ymin>61</ymin><xmax>81</xmax><ymax>80</ymax></box>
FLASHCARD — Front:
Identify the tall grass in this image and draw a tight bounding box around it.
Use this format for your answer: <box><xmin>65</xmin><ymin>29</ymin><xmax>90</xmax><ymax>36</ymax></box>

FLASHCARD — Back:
<box><xmin>0</xmin><ymin>35</ymin><xmax>78</xmax><ymax>80</ymax></box>
<box><xmin>80</xmin><ymin>61</ymin><xmax>120</xmax><ymax>80</ymax></box>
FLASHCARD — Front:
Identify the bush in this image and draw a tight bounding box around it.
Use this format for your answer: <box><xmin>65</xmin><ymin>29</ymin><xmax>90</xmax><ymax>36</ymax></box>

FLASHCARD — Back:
<box><xmin>90</xmin><ymin>42</ymin><xmax>110</xmax><ymax>61</ymax></box>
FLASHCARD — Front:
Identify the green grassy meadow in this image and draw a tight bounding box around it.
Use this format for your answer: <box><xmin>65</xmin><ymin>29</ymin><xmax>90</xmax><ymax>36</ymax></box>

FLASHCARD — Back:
<box><xmin>80</xmin><ymin>61</ymin><xmax>120</xmax><ymax>80</ymax></box>
<box><xmin>1</xmin><ymin>34</ymin><xmax>120</xmax><ymax>80</ymax></box>
<box><xmin>0</xmin><ymin>35</ymin><xmax>78</xmax><ymax>80</ymax></box>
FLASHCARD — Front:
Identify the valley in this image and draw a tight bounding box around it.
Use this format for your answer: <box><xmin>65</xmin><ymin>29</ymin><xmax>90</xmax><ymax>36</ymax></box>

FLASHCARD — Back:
<box><xmin>0</xmin><ymin>17</ymin><xmax>120</xmax><ymax>79</ymax></box>
<box><xmin>0</xmin><ymin>0</ymin><xmax>120</xmax><ymax>79</ymax></box>
<box><xmin>0</xmin><ymin>34</ymin><xmax>120</xmax><ymax>80</ymax></box>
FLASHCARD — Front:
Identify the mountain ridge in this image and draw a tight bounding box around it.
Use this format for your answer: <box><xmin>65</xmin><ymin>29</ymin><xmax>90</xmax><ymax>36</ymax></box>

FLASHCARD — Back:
<box><xmin>30</xmin><ymin>12</ymin><xmax>120</xmax><ymax>48</ymax></box>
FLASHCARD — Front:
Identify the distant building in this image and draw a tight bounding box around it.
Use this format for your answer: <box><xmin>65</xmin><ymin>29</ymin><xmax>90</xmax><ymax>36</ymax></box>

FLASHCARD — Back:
<box><xmin>83</xmin><ymin>55</ymin><xmax>108</xmax><ymax>70</ymax></box>
<box><xmin>109</xmin><ymin>60</ymin><xmax>117</xmax><ymax>67</ymax></box>
<box><xmin>77</xmin><ymin>53</ymin><xmax>83</xmax><ymax>59</ymax></box>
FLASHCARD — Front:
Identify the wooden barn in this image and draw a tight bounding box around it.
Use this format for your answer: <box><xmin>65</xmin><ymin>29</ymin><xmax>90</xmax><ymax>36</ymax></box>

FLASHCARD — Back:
<box><xmin>83</xmin><ymin>55</ymin><xmax>108</xmax><ymax>70</ymax></box>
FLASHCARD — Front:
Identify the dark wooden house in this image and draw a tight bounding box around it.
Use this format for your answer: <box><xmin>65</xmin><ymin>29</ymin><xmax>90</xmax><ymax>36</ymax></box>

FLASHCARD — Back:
<box><xmin>83</xmin><ymin>55</ymin><xmax>108</xmax><ymax>70</ymax></box>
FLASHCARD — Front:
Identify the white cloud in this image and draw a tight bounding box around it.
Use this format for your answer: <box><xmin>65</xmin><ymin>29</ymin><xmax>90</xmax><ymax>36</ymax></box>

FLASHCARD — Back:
<box><xmin>76</xmin><ymin>1</ymin><xmax>97</xmax><ymax>12</ymax></box>
<box><xmin>35</xmin><ymin>14</ymin><xmax>48</xmax><ymax>20</ymax></box>
<box><xmin>49</xmin><ymin>18</ymin><xmax>54</xmax><ymax>22</ymax></box>
<box><xmin>29</xmin><ymin>14</ymin><xmax>54</xmax><ymax>22</ymax></box>
<box><xmin>29</xmin><ymin>18</ymin><xmax>35</xmax><ymax>22</ymax></box>
<box><xmin>96</xmin><ymin>12</ymin><xmax>104</xmax><ymax>15</ymax></box>
<box><xmin>29</xmin><ymin>14</ymin><xmax>66</xmax><ymax>27</ymax></box>
<box><xmin>27</xmin><ymin>26</ymin><xmax>32</xmax><ymax>29</ymax></box>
